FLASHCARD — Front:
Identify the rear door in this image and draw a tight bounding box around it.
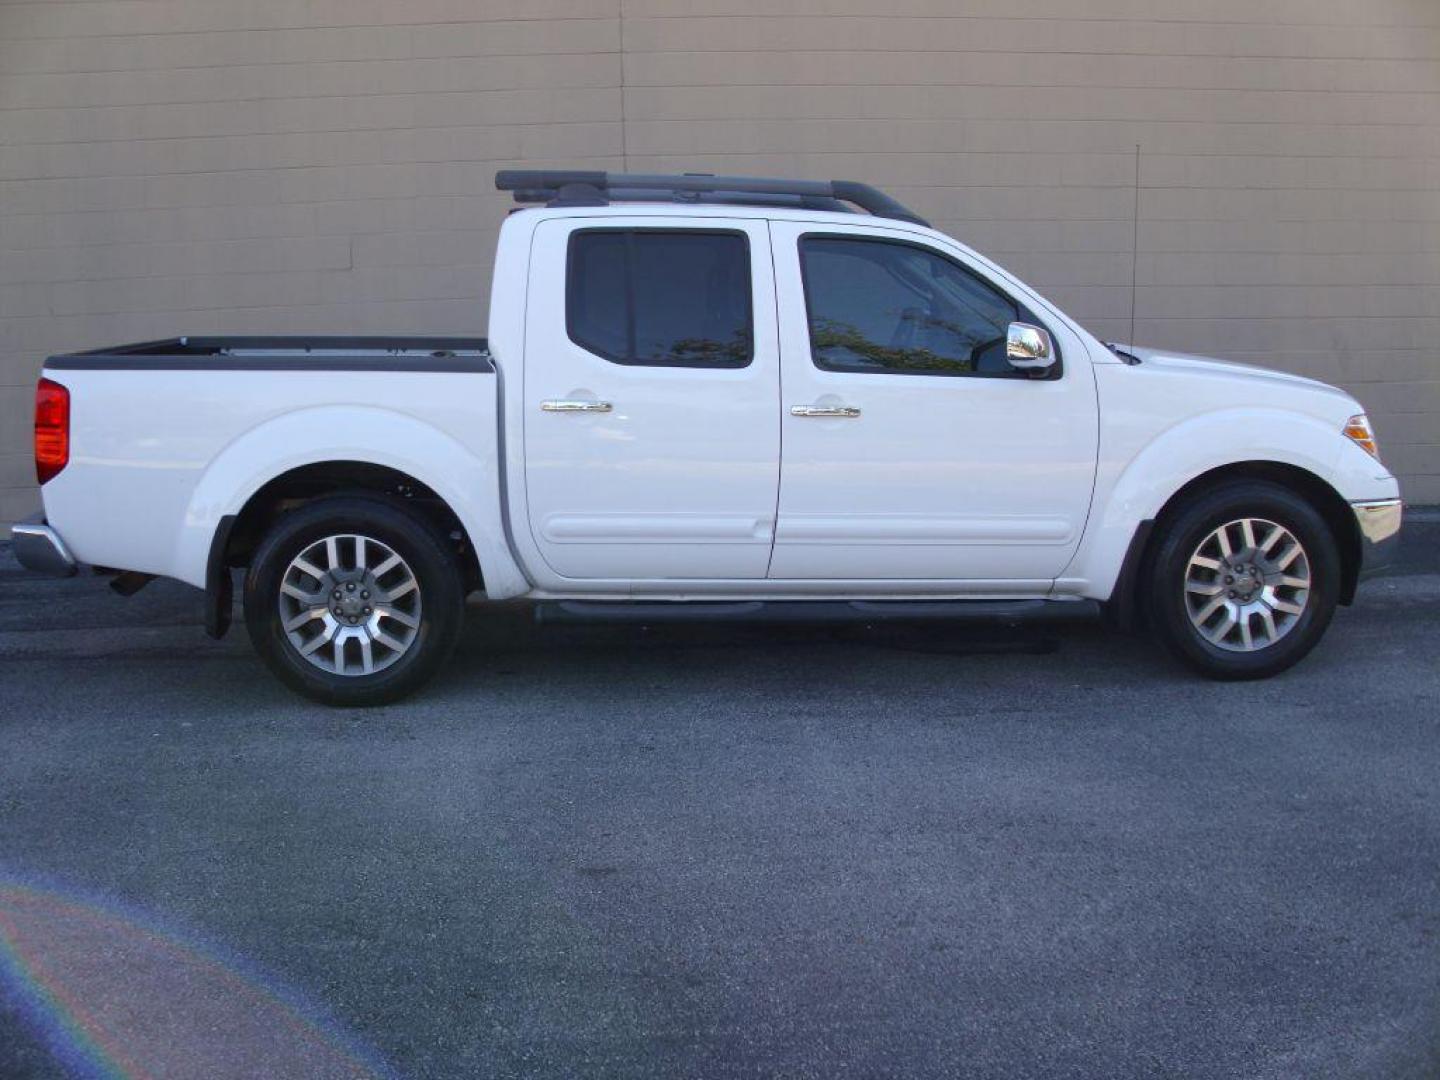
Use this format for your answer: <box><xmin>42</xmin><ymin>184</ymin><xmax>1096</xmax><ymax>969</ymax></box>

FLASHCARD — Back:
<box><xmin>769</xmin><ymin>221</ymin><xmax>1098</xmax><ymax>584</ymax></box>
<box><xmin>523</xmin><ymin>216</ymin><xmax>780</xmax><ymax>580</ymax></box>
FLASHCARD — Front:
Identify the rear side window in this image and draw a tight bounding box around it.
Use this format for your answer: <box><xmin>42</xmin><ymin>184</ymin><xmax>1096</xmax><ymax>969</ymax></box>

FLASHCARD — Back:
<box><xmin>567</xmin><ymin>229</ymin><xmax>753</xmax><ymax>368</ymax></box>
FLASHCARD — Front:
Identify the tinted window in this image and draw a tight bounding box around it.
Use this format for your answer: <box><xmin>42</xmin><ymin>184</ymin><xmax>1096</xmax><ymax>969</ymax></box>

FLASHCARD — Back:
<box><xmin>799</xmin><ymin>236</ymin><xmax>1019</xmax><ymax>376</ymax></box>
<box><xmin>568</xmin><ymin>230</ymin><xmax>753</xmax><ymax>368</ymax></box>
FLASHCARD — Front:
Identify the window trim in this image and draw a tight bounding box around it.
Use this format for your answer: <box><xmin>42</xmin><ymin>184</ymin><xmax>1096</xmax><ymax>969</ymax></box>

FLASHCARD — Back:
<box><xmin>565</xmin><ymin>226</ymin><xmax>756</xmax><ymax>370</ymax></box>
<box><xmin>796</xmin><ymin>231</ymin><xmax>1062</xmax><ymax>380</ymax></box>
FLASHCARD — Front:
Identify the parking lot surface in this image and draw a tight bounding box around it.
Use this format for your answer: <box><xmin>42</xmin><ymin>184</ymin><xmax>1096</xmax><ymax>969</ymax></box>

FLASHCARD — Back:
<box><xmin>1</xmin><ymin>521</ymin><xmax>1438</xmax><ymax>1079</ymax></box>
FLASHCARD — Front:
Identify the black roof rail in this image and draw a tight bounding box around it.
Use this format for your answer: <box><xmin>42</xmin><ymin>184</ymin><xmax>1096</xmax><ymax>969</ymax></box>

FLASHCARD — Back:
<box><xmin>494</xmin><ymin>170</ymin><xmax>930</xmax><ymax>227</ymax></box>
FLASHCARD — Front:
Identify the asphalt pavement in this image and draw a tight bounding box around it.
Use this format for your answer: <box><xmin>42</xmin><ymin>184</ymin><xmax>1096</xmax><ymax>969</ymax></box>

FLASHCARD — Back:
<box><xmin>1</xmin><ymin>519</ymin><xmax>1437</xmax><ymax>1079</ymax></box>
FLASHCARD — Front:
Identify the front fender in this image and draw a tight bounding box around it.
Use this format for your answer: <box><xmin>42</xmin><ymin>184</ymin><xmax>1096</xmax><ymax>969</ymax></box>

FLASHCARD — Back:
<box><xmin>1061</xmin><ymin>406</ymin><xmax>1394</xmax><ymax>600</ymax></box>
<box><xmin>176</xmin><ymin>405</ymin><xmax>528</xmax><ymax>598</ymax></box>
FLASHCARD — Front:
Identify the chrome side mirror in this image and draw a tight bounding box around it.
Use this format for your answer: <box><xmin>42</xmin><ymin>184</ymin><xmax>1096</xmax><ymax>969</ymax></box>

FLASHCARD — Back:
<box><xmin>1006</xmin><ymin>322</ymin><xmax>1056</xmax><ymax>373</ymax></box>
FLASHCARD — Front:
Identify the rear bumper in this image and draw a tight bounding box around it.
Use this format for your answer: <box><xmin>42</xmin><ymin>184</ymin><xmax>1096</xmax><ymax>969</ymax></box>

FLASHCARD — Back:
<box><xmin>11</xmin><ymin>513</ymin><xmax>78</xmax><ymax>577</ymax></box>
<box><xmin>1352</xmin><ymin>498</ymin><xmax>1403</xmax><ymax>580</ymax></box>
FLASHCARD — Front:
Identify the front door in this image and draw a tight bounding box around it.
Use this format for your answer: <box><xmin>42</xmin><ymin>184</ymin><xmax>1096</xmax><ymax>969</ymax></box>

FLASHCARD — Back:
<box><xmin>769</xmin><ymin>221</ymin><xmax>1098</xmax><ymax>584</ymax></box>
<box><xmin>523</xmin><ymin>217</ymin><xmax>780</xmax><ymax>580</ymax></box>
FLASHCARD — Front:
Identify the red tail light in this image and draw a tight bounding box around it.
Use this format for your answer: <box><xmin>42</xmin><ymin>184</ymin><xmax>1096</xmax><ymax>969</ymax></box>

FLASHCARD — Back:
<box><xmin>35</xmin><ymin>377</ymin><xmax>70</xmax><ymax>485</ymax></box>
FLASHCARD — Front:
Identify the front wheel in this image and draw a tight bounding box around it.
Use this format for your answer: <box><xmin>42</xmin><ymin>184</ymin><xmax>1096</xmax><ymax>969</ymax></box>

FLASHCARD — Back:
<box><xmin>1144</xmin><ymin>481</ymin><xmax>1341</xmax><ymax>680</ymax></box>
<box><xmin>243</xmin><ymin>496</ymin><xmax>464</xmax><ymax>706</ymax></box>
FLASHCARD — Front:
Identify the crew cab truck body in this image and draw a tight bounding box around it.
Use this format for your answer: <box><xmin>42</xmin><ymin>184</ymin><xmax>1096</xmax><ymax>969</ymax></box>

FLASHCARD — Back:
<box><xmin>15</xmin><ymin>171</ymin><xmax>1403</xmax><ymax>704</ymax></box>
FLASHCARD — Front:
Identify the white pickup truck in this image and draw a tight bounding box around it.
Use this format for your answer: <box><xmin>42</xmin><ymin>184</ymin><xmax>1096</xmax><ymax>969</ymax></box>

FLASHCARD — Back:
<box><xmin>15</xmin><ymin>170</ymin><xmax>1403</xmax><ymax>705</ymax></box>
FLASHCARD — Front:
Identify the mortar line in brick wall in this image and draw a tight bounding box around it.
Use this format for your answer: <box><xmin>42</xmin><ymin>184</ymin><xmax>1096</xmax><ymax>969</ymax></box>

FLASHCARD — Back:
<box><xmin>618</xmin><ymin>0</ymin><xmax>628</xmax><ymax>170</ymax></box>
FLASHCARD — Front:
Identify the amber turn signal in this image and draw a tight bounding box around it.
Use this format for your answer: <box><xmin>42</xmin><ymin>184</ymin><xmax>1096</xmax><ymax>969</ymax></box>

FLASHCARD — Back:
<box><xmin>1343</xmin><ymin>414</ymin><xmax>1379</xmax><ymax>460</ymax></box>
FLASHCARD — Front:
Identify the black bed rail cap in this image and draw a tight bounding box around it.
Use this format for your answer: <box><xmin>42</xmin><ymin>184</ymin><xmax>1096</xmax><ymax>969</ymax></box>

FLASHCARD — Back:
<box><xmin>494</xmin><ymin>169</ymin><xmax>930</xmax><ymax>227</ymax></box>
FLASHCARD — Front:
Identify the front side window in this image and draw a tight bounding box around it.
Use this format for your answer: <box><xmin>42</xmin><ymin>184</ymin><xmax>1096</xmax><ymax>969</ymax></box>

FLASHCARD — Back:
<box><xmin>567</xmin><ymin>229</ymin><xmax>753</xmax><ymax>368</ymax></box>
<box><xmin>799</xmin><ymin>235</ymin><xmax>1021</xmax><ymax>377</ymax></box>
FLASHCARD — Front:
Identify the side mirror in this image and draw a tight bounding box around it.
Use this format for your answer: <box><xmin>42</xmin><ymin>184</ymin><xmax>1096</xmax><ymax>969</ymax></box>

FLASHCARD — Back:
<box><xmin>1006</xmin><ymin>322</ymin><xmax>1056</xmax><ymax>374</ymax></box>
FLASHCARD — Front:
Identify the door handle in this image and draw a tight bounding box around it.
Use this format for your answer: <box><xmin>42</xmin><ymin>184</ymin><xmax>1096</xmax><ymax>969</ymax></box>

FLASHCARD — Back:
<box><xmin>541</xmin><ymin>399</ymin><xmax>613</xmax><ymax>413</ymax></box>
<box><xmin>790</xmin><ymin>404</ymin><xmax>861</xmax><ymax>418</ymax></box>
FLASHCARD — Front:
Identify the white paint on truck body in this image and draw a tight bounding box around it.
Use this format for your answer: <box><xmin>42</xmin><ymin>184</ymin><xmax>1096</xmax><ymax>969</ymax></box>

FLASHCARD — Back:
<box><xmin>38</xmin><ymin>202</ymin><xmax>1401</xmax><ymax>604</ymax></box>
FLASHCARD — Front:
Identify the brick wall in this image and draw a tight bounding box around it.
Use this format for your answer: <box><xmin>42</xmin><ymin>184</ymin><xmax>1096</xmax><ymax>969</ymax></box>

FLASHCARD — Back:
<box><xmin>2</xmin><ymin>0</ymin><xmax>1437</xmax><ymax>529</ymax></box>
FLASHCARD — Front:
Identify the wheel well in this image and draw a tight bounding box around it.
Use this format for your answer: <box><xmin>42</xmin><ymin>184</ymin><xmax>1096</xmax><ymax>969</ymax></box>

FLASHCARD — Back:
<box><xmin>1114</xmin><ymin>460</ymin><xmax>1361</xmax><ymax>629</ymax></box>
<box><xmin>224</xmin><ymin>461</ymin><xmax>483</xmax><ymax>594</ymax></box>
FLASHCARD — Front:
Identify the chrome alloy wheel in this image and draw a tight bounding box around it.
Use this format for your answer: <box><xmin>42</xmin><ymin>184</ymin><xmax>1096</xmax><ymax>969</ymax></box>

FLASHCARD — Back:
<box><xmin>1183</xmin><ymin>517</ymin><xmax>1311</xmax><ymax>652</ymax></box>
<box><xmin>278</xmin><ymin>534</ymin><xmax>422</xmax><ymax>676</ymax></box>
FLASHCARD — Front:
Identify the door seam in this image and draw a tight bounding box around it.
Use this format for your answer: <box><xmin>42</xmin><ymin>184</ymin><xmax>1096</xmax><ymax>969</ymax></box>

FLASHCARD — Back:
<box><xmin>764</xmin><ymin>218</ymin><xmax>785</xmax><ymax>578</ymax></box>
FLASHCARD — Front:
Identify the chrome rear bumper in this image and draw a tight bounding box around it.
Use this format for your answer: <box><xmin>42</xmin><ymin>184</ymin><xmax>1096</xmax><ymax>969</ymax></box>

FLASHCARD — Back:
<box><xmin>1352</xmin><ymin>498</ymin><xmax>1403</xmax><ymax>580</ymax></box>
<box><xmin>11</xmin><ymin>513</ymin><xmax>78</xmax><ymax>577</ymax></box>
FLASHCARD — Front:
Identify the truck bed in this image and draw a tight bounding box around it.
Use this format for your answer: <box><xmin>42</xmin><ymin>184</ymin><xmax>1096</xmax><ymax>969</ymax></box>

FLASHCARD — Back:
<box><xmin>46</xmin><ymin>336</ymin><xmax>492</xmax><ymax>372</ymax></box>
<box><xmin>38</xmin><ymin>335</ymin><xmax>504</xmax><ymax>593</ymax></box>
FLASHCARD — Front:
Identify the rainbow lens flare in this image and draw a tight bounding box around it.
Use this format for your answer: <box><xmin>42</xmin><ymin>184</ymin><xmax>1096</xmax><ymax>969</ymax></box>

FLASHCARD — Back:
<box><xmin>0</xmin><ymin>878</ymin><xmax>394</xmax><ymax>1079</ymax></box>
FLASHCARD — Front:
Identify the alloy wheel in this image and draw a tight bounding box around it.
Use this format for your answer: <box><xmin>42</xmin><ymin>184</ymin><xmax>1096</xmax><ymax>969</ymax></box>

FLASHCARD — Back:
<box><xmin>1183</xmin><ymin>517</ymin><xmax>1311</xmax><ymax>652</ymax></box>
<box><xmin>277</xmin><ymin>533</ymin><xmax>422</xmax><ymax>676</ymax></box>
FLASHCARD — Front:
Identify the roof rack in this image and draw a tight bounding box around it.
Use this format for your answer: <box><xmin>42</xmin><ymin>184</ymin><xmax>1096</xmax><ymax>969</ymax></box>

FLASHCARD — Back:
<box><xmin>494</xmin><ymin>170</ymin><xmax>930</xmax><ymax>227</ymax></box>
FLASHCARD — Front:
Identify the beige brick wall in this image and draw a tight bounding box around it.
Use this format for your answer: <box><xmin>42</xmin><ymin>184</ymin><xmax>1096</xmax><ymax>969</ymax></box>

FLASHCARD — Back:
<box><xmin>2</xmin><ymin>0</ymin><xmax>1437</xmax><ymax>530</ymax></box>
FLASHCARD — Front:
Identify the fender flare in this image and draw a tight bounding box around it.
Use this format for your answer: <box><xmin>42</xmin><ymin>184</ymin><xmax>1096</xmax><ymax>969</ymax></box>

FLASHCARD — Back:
<box><xmin>177</xmin><ymin>405</ymin><xmax>528</xmax><ymax>607</ymax></box>
<box><xmin>1063</xmin><ymin>407</ymin><xmax>1350</xmax><ymax>604</ymax></box>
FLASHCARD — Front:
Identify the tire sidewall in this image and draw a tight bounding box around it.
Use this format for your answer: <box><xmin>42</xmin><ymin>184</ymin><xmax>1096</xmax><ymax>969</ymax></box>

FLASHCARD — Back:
<box><xmin>244</xmin><ymin>496</ymin><xmax>463</xmax><ymax>705</ymax></box>
<box><xmin>1147</xmin><ymin>482</ymin><xmax>1340</xmax><ymax>680</ymax></box>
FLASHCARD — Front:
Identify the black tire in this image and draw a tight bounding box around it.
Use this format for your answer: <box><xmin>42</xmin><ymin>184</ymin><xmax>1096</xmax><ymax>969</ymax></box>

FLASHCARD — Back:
<box><xmin>243</xmin><ymin>495</ymin><xmax>464</xmax><ymax>706</ymax></box>
<box><xmin>1144</xmin><ymin>480</ymin><xmax>1341</xmax><ymax>681</ymax></box>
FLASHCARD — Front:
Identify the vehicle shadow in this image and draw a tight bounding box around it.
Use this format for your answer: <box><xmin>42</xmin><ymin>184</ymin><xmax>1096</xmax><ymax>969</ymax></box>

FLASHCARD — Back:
<box><xmin>434</xmin><ymin>599</ymin><xmax>1189</xmax><ymax>705</ymax></box>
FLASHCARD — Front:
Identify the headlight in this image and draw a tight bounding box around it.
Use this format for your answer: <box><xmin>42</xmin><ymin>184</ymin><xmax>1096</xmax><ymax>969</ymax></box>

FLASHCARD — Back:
<box><xmin>1343</xmin><ymin>413</ymin><xmax>1380</xmax><ymax>460</ymax></box>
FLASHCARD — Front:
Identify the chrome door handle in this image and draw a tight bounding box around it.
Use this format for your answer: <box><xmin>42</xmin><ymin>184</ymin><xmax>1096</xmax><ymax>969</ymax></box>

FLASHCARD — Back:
<box><xmin>790</xmin><ymin>404</ymin><xmax>861</xmax><ymax>418</ymax></box>
<box><xmin>541</xmin><ymin>399</ymin><xmax>613</xmax><ymax>413</ymax></box>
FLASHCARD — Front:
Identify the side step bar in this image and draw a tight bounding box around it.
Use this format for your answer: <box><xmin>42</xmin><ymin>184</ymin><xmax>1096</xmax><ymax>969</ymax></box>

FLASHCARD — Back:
<box><xmin>535</xmin><ymin>598</ymin><xmax>1101</xmax><ymax>626</ymax></box>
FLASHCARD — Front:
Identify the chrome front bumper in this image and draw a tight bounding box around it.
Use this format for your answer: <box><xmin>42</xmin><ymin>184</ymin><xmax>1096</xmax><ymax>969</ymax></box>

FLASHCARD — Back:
<box><xmin>11</xmin><ymin>513</ymin><xmax>78</xmax><ymax>577</ymax></box>
<box><xmin>1352</xmin><ymin>498</ymin><xmax>1403</xmax><ymax>580</ymax></box>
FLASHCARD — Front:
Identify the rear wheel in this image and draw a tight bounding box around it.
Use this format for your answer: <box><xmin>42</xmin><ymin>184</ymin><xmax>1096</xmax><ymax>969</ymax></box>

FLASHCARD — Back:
<box><xmin>243</xmin><ymin>496</ymin><xmax>464</xmax><ymax>705</ymax></box>
<box><xmin>1145</xmin><ymin>480</ymin><xmax>1341</xmax><ymax>680</ymax></box>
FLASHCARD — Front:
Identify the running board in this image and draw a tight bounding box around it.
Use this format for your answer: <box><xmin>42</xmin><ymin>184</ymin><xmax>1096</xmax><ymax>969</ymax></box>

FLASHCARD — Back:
<box><xmin>534</xmin><ymin>599</ymin><xmax>1101</xmax><ymax>625</ymax></box>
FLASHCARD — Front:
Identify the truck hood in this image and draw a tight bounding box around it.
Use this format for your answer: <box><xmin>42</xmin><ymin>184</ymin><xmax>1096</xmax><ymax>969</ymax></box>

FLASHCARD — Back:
<box><xmin>1108</xmin><ymin>343</ymin><xmax>1351</xmax><ymax>399</ymax></box>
